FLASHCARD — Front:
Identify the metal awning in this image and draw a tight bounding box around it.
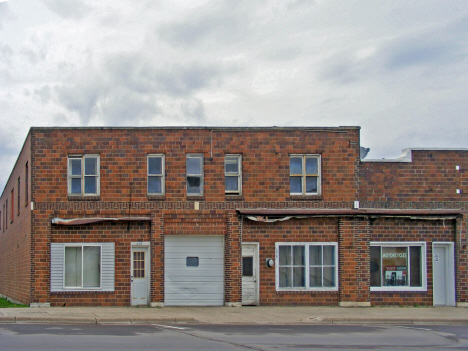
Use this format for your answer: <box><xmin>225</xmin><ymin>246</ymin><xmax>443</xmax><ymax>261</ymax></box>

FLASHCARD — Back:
<box><xmin>51</xmin><ymin>217</ymin><xmax>152</xmax><ymax>226</ymax></box>
<box><xmin>236</xmin><ymin>209</ymin><xmax>463</xmax><ymax>222</ymax></box>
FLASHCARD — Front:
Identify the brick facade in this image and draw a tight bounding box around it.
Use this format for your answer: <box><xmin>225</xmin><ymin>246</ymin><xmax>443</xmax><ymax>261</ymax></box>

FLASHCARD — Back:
<box><xmin>0</xmin><ymin>127</ymin><xmax>466</xmax><ymax>307</ymax></box>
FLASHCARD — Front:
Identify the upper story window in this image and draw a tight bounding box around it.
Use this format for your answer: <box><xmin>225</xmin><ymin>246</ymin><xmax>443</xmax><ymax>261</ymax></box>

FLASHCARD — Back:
<box><xmin>289</xmin><ymin>154</ymin><xmax>321</xmax><ymax>196</ymax></box>
<box><xmin>225</xmin><ymin>155</ymin><xmax>242</xmax><ymax>195</ymax></box>
<box><xmin>25</xmin><ymin>162</ymin><xmax>29</xmax><ymax>206</ymax></box>
<box><xmin>276</xmin><ymin>242</ymin><xmax>338</xmax><ymax>291</ymax></box>
<box><xmin>17</xmin><ymin>177</ymin><xmax>20</xmax><ymax>216</ymax></box>
<box><xmin>68</xmin><ymin>155</ymin><xmax>100</xmax><ymax>196</ymax></box>
<box><xmin>147</xmin><ymin>154</ymin><xmax>165</xmax><ymax>195</ymax></box>
<box><xmin>186</xmin><ymin>154</ymin><xmax>203</xmax><ymax>196</ymax></box>
<box><xmin>10</xmin><ymin>188</ymin><xmax>14</xmax><ymax>223</ymax></box>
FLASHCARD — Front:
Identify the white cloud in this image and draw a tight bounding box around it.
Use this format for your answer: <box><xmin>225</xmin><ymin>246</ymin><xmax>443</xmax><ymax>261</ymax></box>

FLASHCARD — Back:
<box><xmin>1</xmin><ymin>0</ymin><xmax>468</xmax><ymax>190</ymax></box>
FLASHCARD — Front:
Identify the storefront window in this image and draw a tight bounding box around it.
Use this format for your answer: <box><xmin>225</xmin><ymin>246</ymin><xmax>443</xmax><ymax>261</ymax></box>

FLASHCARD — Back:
<box><xmin>370</xmin><ymin>242</ymin><xmax>426</xmax><ymax>291</ymax></box>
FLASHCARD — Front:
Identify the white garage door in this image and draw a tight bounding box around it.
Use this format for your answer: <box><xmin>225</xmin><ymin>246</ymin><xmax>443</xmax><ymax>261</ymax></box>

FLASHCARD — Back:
<box><xmin>165</xmin><ymin>235</ymin><xmax>224</xmax><ymax>306</ymax></box>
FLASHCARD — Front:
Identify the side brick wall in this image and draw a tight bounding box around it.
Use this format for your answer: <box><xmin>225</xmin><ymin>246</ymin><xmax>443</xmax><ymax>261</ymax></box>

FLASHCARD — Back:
<box><xmin>0</xmin><ymin>134</ymin><xmax>32</xmax><ymax>304</ymax></box>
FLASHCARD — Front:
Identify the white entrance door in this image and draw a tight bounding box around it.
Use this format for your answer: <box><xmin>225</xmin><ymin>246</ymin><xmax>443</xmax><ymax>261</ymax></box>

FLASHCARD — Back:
<box><xmin>131</xmin><ymin>245</ymin><xmax>149</xmax><ymax>306</ymax></box>
<box><xmin>433</xmin><ymin>243</ymin><xmax>455</xmax><ymax>306</ymax></box>
<box><xmin>242</xmin><ymin>243</ymin><xmax>259</xmax><ymax>306</ymax></box>
<box><xmin>165</xmin><ymin>236</ymin><xmax>224</xmax><ymax>306</ymax></box>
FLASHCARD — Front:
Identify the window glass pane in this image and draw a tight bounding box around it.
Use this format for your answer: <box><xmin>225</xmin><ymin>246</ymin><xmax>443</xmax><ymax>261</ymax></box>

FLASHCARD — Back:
<box><xmin>70</xmin><ymin>159</ymin><xmax>82</xmax><ymax>176</ymax></box>
<box><xmin>323</xmin><ymin>246</ymin><xmax>334</xmax><ymax>265</ymax></box>
<box><xmin>410</xmin><ymin>246</ymin><xmax>422</xmax><ymax>287</ymax></box>
<box><xmin>290</xmin><ymin>157</ymin><xmax>302</xmax><ymax>175</ymax></box>
<box><xmin>323</xmin><ymin>267</ymin><xmax>335</xmax><ymax>287</ymax></box>
<box><xmin>279</xmin><ymin>246</ymin><xmax>291</xmax><ymax>265</ymax></box>
<box><xmin>71</xmin><ymin>178</ymin><xmax>82</xmax><ymax>194</ymax></box>
<box><xmin>187</xmin><ymin>157</ymin><xmax>202</xmax><ymax>174</ymax></box>
<box><xmin>305</xmin><ymin>157</ymin><xmax>318</xmax><ymax>175</ymax></box>
<box><xmin>187</xmin><ymin>176</ymin><xmax>201</xmax><ymax>194</ymax></box>
<box><xmin>65</xmin><ymin>247</ymin><xmax>82</xmax><ymax>287</ymax></box>
<box><xmin>305</xmin><ymin>177</ymin><xmax>318</xmax><ymax>193</ymax></box>
<box><xmin>84</xmin><ymin>157</ymin><xmax>97</xmax><ymax>176</ymax></box>
<box><xmin>370</xmin><ymin>246</ymin><xmax>381</xmax><ymax>287</ymax></box>
<box><xmin>186</xmin><ymin>257</ymin><xmax>199</xmax><ymax>267</ymax></box>
<box><xmin>83</xmin><ymin>246</ymin><xmax>100</xmax><ymax>288</ymax></box>
<box><xmin>309</xmin><ymin>246</ymin><xmax>321</xmax><ymax>265</ymax></box>
<box><xmin>225</xmin><ymin>176</ymin><xmax>238</xmax><ymax>191</ymax></box>
<box><xmin>84</xmin><ymin>176</ymin><xmax>97</xmax><ymax>194</ymax></box>
<box><xmin>242</xmin><ymin>257</ymin><xmax>253</xmax><ymax>277</ymax></box>
<box><xmin>293</xmin><ymin>246</ymin><xmax>305</xmax><ymax>265</ymax></box>
<box><xmin>148</xmin><ymin>157</ymin><xmax>162</xmax><ymax>175</ymax></box>
<box><xmin>225</xmin><ymin>157</ymin><xmax>239</xmax><ymax>173</ymax></box>
<box><xmin>293</xmin><ymin>267</ymin><xmax>305</xmax><ymax>287</ymax></box>
<box><xmin>148</xmin><ymin>176</ymin><xmax>162</xmax><ymax>194</ymax></box>
<box><xmin>290</xmin><ymin>177</ymin><xmax>302</xmax><ymax>193</ymax></box>
<box><xmin>279</xmin><ymin>267</ymin><xmax>291</xmax><ymax>287</ymax></box>
<box><xmin>382</xmin><ymin>247</ymin><xmax>408</xmax><ymax>286</ymax></box>
<box><xmin>310</xmin><ymin>267</ymin><xmax>322</xmax><ymax>287</ymax></box>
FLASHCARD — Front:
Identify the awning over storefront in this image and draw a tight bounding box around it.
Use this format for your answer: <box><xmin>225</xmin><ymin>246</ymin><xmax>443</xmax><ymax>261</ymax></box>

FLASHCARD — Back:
<box><xmin>51</xmin><ymin>217</ymin><xmax>152</xmax><ymax>226</ymax></box>
<box><xmin>236</xmin><ymin>208</ymin><xmax>464</xmax><ymax>222</ymax></box>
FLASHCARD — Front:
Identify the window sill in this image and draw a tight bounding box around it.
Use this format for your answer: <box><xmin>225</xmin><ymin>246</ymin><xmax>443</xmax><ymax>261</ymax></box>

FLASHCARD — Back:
<box><xmin>276</xmin><ymin>289</ymin><xmax>338</xmax><ymax>294</ymax></box>
<box><xmin>370</xmin><ymin>287</ymin><xmax>427</xmax><ymax>292</ymax></box>
<box><xmin>187</xmin><ymin>196</ymin><xmax>204</xmax><ymax>201</ymax></box>
<box><xmin>148</xmin><ymin>195</ymin><xmax>166</xmax><ymax>201</ymax></box>
<box><xmin>288</xmin><ymin>195</ymin><xmax>323</xmax><ymax>201</ymax></box>
<box><xmin>51</xmin><ymin>290</ymin><xmax>113</xmax><ymax>294</ymax></box>
<box><xmin>68</xmin><ymin>196</ymin><xmax>101</xmax><ymax>201</ymax></box>
<box><xmin>225</xmin><ymin>195</ymin><xmax>244</xmax><ymax>201</ymax></box>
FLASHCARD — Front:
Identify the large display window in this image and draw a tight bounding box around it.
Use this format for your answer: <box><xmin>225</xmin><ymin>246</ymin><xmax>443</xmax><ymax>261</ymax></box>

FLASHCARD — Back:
<box><xmin>370</xmin><ymin>242</ymin><xmax>426</xmax><ymax>292</ymax></box>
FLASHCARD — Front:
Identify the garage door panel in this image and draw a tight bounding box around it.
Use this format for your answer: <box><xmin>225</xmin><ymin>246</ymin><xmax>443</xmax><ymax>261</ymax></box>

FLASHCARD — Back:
<box><xmin>165</xmin><ymin>235</ymin><xmax>224</xmax><ymax>306</ymax></box>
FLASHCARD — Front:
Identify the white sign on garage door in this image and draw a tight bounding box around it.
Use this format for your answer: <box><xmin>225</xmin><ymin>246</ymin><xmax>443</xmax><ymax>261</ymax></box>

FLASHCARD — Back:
<box><xmin>165</xmin><ymin>235</ymin><xmax>224</xmax><ymax>306</ymax></box>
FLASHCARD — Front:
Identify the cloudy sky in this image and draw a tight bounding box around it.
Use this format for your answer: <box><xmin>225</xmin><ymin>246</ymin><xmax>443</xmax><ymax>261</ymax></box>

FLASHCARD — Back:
<box><xmin>1</xmin><ymin>0</ymin><xmax>468</xmax><ymax>191</ymax></box>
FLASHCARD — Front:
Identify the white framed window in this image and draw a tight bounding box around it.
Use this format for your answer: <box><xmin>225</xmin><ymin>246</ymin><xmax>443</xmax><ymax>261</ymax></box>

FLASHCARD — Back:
<box><xmin>68</xmin><ymin>155</ymin><xmax>100</xmax><ymax>196</ymax></box>
<box><xmin>186</xmin><ymin>154</ymin><xmax>203</xmax><ymax>196</ymax></box>
<box><xmin>289</xmin><ymin>154</ymin><xmax>321</xmax><ymax>195</ymax></box>
<box><xmin>275</xmin><ymin>242</ymin><xmax>338</xmax><ymax>291</ymax></box>
<box><xmin>51</xmin><ymin>243</ymin><xmax>115</xmax><ymax>292</ymax></box>
<box><xmin>370</xmin><ymin>242</ymin><xmax>427</xmax><ymax>292</ymax></box>
<box><xmin>147</xmin><ymin>154</ymin><xmax>165</xmax><ymax>195</ymax></box>
<box><xmin>225</xmin><ymin>155</ymin><xmax>242</xmax><ymax>195</ymax></box>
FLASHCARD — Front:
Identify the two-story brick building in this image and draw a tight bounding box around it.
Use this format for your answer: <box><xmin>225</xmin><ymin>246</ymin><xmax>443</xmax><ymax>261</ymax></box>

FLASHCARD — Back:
<box><xmin>0</xmin><ymin>127</ymin><xmax>467</xmax><ymax>307</ymax></box>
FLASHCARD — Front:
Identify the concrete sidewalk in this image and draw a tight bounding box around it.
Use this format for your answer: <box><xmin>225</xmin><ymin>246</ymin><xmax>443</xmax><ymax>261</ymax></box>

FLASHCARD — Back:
<box><xmin>0</xmin><ymin>306</ymin><xmax>467</xmax><ymax>325</ymax></box>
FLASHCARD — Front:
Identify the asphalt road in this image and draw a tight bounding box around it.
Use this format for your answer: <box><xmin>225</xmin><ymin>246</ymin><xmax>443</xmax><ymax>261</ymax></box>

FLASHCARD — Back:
<box><xmin>0</xmin><ymin>323</ymin><xmax>467</xmax><ymax>350</ymax></box>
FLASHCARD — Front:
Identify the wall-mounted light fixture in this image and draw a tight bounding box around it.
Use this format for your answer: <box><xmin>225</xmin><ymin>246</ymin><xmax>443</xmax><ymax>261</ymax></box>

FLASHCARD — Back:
<box><xmin>266</xmin><ymin>258</ymin><xmax>274</xmax><ymax>267</ymax></box>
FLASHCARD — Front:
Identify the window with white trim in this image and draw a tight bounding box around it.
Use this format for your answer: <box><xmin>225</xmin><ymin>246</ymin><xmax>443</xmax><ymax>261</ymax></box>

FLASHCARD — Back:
<box><xmin>186</xmin><ymin>154</ymin><xmax>203</xmax><ymax>196</ymax></box>
<box><xmin>51</xmin><ymin>243</ymin><xmax>115</xmax><ymax>292</ymax></box>
<box><xmin>276</xmin><ymin>242</ymin><xmax>338</xmax><ymax>291</ymax></box>
<box><xmin>68</xmin><ymin>155</ymin><xmax>100</xmax><ymax>196</ymax></box>
<box><xmin>370</xmin><ymin>242</ymin><xmax>426</xmax><ymax>291</ymax></box>
<box><xmin>147</xmin><ymin>154</ymin><xmax>165</xmax><ymax>195</ymax></box>
<box><xmin>225</xmin><ymin>155</ymin><xmax>242</xmax><ymax>195</ymax></box>
<box><xmin>289</xmin><ymin>155</ymin><xmax>321</xmax><ymax>195</ymax></box>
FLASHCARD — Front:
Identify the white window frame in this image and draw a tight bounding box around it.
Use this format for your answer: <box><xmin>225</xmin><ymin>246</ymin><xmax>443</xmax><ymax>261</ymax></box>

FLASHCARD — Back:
<box><xmin>289</xmin><ymin>154</ymin><xmax>321</xmax><ymax>196</ymax></box>
<box><xmin>370</xmin><ymin>241</ymin><xmax>427</xmax><ymax>292</ymax></box>
<box><xmin>186</xmin><ymin>154</ymin><xmax>204</xmax><ymax>196</ymax></box>
<box><xmin>51</xmin><ymin>242</ymin><xmax>115</xmax><ymax>292</ymax></box>
<box><xmin>225</xmin><ymin>154</ymin><xmax>242</xmax><ymax>195</ymax></box>
<box><xmin>63</xmin><ymin>244</ymin><xmax>102</xmax><ymax>289</ymax></box>
<box><xmin>147</xmin><ymin>154</ymin><xmax>165</xmax><ymax>195</ymax></box>
<box><xmin>275</xmin><ymin>242</ymin><xmax>338</xmax><ymax>291</ymax></box>
<box><xmin>67</xmin><ymin>155</ymin><xmax>100</xmax><ymax>196</ymax></box>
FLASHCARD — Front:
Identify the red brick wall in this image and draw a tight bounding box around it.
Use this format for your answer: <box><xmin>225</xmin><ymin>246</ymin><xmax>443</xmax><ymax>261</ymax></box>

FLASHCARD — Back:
<box><xmin>369</xmin><ymin>217</ymin><xmax>455</xmax><ymax>306</ymax></box>
<box><xmin>0</xmin><ymin>134</ymin><xmax>32</xmax><ymax>304</ymax></box>
<box><xmin>243</xmin><ymin>217</ymin><xmax>340</xmax><ymax>306</ymax></box>
<box><xmin>30</xmin><ymin>127</ymin><xmax>360</xmax><ymax>204</ymax></box>
<box><xmin>360</xmin><ymin>150</ymin><xmax>468</xmax><ymax>304</ymax></box>
<box><xmin>49</xmin><ymin>221</ymin><xmax>150</xmax><ymax>306</ymax></box>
